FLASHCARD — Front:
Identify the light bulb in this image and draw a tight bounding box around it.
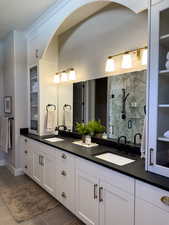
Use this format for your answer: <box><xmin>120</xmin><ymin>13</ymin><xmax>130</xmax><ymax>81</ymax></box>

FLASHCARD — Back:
<box><xmin>69</xmin><ymin>68</ymin><xmax>76</xmax><ymax>81</ymax></box>
<box><xmin>121</xmin><ymin>53</ymin><xmax>132</xmax><ymax>69</ymax></box>
<box><xmin>105</xmin><ymin>56</ymin><xmax>115</xmax><ymax>72</ymax></box>
<box><xmin>53</xmin><ymin>74</ymin><xmax>60</xmax><ymax>83</ymax></box>
<box><xmin>61</xmin><ymin>71</ymin><xmax>68</xmax><ymax>82</ymax></box>
<box><xmin>141</xmin><ymin>48</ymin><xmax>148</xmax><ymax>65</ymax></box>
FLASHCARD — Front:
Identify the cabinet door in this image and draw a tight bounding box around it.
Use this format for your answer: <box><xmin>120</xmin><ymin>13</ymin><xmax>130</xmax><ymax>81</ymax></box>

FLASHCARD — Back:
<box><xmin>76</xmin><ymin>169</ymin><xmax>99</xmax><ymax>225</ymax></box>
<box><xmin>135</xmin><ymin>198</ymin><xmax>169</xmax><ymax>225</ymax></box>
<box><xmin>43</xmin><ymin>154</ymin><xmax>56</xmax><ymax>196</ymax></box>
<box><xmin>99</xmin><ymin>180</ymin><xmax>134</xmax><ymax>225</ymax></box>
<box><xmin>32</xmin><ymin>151</ymin><xmax>43</xmax><ymax>185</ymax></box>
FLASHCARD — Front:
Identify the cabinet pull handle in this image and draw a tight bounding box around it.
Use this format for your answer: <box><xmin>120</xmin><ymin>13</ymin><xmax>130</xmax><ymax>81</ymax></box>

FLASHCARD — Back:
<box><xmin>150</xmin><ymin>148</ymin><xmax>154</xmax><ymax>166</ymax></box>
<box><xmin>94</xmin><ymin>184</ymin><xmax>98</xmax><ymax>199</ymax></box>
<box><xmin>99</xmin><ymin>187</ymin><xmax>103</xmax><ymax>202</ymax></box>
<box><xmin>61</xmin><ymin>170</ymin><xmax>67</xmax><ymax>176</ymax></box>
<box><xmin>39</xmin><ymin>155</ymin><xmax>42</xmax><ymax>165</ymax></box>
<box><xmin>25</xmin><ymin>165</ymin><xmax>28</xmax><ymax>169</ymax></box>
<box><xmin>41</xmin><ymin>156</ymin><xmax>44</xmax><ymax>166</ymax></box>
<box><xmin>24</xmin><ymin>150</ymin><xmax>28</xmax><ymax>154</ymax></box>
<box><xmin>61</xmin><ymin>192</ymin><xmax>66</xmax><ymax>198</ymax></box>
<box><xmin>24</xmin><ymin>139</ymin><xmax>27</xmax><ymax>143</ymax></box>
<box><xmin>62</xmin><ymin>153</ymin><xmax>67</xmax><ymax>159</ymax></box>
<box><xmin>161</xmin><ymin>196</ymin><xmax>169</xmax><ymax>206</ymax></box>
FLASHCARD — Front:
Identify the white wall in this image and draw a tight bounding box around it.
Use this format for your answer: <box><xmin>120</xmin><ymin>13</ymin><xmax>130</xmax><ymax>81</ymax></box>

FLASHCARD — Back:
<box><xmin>58</xmin><ymin>5</ymin><xmax>148</xmax><ymax>81</ymax></box>
<box><xmin>3</xmin><ymin>32</ymin><xmax>15</xmax><ymax>166</ymax></box>
<box><xmin>14</xmin><ymin>31</ymin><xmax>28</xmax><ymax>168</ymax></box>
<box><xmin>0</xmin><ymin>41</ymin><xmax>7</xmax><ymax>165</ymax></box>
<box><xmin>3</xmin><ymin>31</ymin><xmax>28</xmax><ymax>169</ymax></box>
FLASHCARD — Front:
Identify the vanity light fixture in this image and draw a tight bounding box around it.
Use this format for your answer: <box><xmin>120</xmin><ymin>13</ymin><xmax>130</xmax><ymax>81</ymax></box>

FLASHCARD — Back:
<box><xmin>53</xmin><ymin>73</ymin><xmax>60</xmax><ymax>84</ymax></box>
<box><xmin>105</xmin><ymin>56</ymin><xmax>115</xmax><ymax>72</ymax></box>
<box><xmin>61</xmin><ymin>71</ymin><xmax>68</xmax><ymax>82</ymax></box>
<box><xmin>121</xmin><ymin>52</ymin><xmax>132</xmax><ymax>69</ymax></box>
<box><xmin>141</xmin><ymin>48</ymin><xmax>148</xmax><ymax>65</ymax></box>
<box><xmin>69</xmin><ymin>68</ymin><xmax>76</xmax><ymax>81</ymax></box>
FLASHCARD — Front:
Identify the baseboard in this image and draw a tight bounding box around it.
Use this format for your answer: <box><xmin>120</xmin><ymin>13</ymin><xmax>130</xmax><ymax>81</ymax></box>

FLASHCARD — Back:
<box><xmin>7</xmin><ymin>164</ymin><xmax>24</xmax><ymax>176</ymax></box>
<box><xmin>0</xmin><ymin>159</ymin><xmax>7</xmax><ymax>166</ymax></box>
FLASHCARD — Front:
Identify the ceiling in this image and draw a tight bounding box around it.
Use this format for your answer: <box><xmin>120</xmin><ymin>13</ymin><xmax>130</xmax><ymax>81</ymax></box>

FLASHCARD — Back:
<box><xmin>0</xmin><ymin>0</ymin><xmax>59</xmax><ymax>39</ymax></box>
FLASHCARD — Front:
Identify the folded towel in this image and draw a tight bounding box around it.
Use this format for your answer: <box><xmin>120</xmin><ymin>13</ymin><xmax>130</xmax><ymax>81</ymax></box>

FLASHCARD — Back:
<box><xmin>141</xmin><ymin>117</ymin><xmax>146</xmax><ymax>159</ymax></box>
<box><xmin>63</xmin><ymin>108</ymin><xmax>72</xmax><ymax>131</ymax></box>
<box><xmin>46</xmin><ymin>110</ymin><xmax>55</xmax><ymax>132</ymax></box>
<box><xmin>0</xmin><ymin>117</ymin><xmax>12</xmax><ymax>153</ymax></box>
<box><xmin>163</xmin><ymin>130</ymin><xmax>169</xmax><ymax>138</ymax></box>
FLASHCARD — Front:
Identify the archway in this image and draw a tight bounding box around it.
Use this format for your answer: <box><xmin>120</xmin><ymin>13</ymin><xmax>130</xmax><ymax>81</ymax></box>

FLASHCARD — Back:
<box><xmin>42</xmin><ymin>0</ymin><xmax>147</xmax><ymax>60</ymax></box>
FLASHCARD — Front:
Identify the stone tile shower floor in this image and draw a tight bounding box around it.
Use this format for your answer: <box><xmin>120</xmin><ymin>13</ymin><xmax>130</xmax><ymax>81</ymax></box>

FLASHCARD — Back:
<box><xmin>0</xmin><ymin>167</ymin><xmax>85</xmax><ymax>225</ymax></box>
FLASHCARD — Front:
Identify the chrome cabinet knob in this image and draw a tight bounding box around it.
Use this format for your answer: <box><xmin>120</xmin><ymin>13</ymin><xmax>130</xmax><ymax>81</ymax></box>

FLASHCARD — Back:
<box><xmin>61</xmin><ymin>192</ymin><xmax>66</xmax><ymax>198</ymax></box>
<box><xmin>62</xmin><ymin>153</ymin><xmax>67</xmax><ymax>159</ymax></box>
<box><xmin>61</xmin><ymin>170</ymin><xmax>67</xmax><ymax>176</ymax></box>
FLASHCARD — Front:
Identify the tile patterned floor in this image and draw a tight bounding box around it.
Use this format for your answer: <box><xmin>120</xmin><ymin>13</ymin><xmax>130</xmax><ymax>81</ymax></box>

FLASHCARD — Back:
<box><xmin>0</xmin><ymin>167</ymin><xmax>85</xmax><ymax>225</ymax></box>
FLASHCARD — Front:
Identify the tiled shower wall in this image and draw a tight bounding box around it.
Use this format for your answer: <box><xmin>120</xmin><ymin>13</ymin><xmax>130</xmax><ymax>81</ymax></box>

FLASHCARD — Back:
<box><xmin>108</xmin><ymin>70</ymin><xmax>146</xmax><ymax>144</ymax></box>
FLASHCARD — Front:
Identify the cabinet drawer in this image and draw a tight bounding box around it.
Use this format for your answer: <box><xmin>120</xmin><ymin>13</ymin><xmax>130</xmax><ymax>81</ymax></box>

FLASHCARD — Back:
<box><xmin>136</xmin><ymin>180</ymin><xmax>169</xmax><ymax>212</ymax></box>
<box><xmin>56</xmin><ymin>167</ymin><xmax>75</xmax><ymax>212</ymax></box>
<box><xmin>56</xmin><ymin>149</ymin><xmax>75</xmax><ymax>168</ymax></box>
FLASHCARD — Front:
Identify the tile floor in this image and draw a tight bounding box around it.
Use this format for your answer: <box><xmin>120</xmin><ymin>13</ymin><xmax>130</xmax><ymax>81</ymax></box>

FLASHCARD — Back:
<box><xmin>0</xmin><ymin>167</ymin><xmax>85</xmax><ymax>225</ymax></box>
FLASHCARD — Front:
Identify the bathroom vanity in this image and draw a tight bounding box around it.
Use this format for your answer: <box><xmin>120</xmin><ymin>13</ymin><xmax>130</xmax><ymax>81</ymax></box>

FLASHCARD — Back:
<box><xmin>20</xmin><ymin>134</ymin><xmax>169</xmax><ymax>225</ymax></box>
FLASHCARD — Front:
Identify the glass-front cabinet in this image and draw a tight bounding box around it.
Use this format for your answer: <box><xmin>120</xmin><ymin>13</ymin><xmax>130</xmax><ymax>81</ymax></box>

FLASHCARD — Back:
<box><xmin>29</xmin><ymin>65</ymin><xmax>39</xmax><ymax>134</ymax></box>
<box><xmin>148</xmin><ymin>0</ymin><xmax>169</xmax><ymax>177</ymax></box>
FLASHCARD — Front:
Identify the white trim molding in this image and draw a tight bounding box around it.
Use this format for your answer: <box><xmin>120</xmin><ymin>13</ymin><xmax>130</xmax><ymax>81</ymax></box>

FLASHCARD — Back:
<box><xmin>0</xmin><ymin>159</ymin><xmax>7</xmax><ymax>166</ymax></box>
<box><xmin>7</xmin><ymin>164</ymin><xmax>24</xmax><ymax>176</ymax></box>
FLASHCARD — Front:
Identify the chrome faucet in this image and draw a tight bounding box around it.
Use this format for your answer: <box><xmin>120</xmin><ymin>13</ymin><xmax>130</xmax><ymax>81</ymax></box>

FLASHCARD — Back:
<box><xmin>118</xmin><ymin>136</ymin><xmax>127</xmax><ymax>144</ymax></box>
<box><xmin>134</xmin><ymin>133</ymin><xmax>142</xmax><ymax>145</ymax></box>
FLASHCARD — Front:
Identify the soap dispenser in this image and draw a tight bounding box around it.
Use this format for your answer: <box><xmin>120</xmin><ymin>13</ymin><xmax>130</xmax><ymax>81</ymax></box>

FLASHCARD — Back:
<box><xmin>54</xmin><ymin>127</ymin><xmax>59</xmax><ymax>136</ymax></box>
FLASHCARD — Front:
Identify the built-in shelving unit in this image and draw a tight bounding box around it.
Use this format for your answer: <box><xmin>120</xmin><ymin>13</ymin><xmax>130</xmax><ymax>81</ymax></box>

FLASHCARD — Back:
<box><xmin>29</xmin><ymin>65</ymin><xmax>39</xmax><ymax>133</ymax></box>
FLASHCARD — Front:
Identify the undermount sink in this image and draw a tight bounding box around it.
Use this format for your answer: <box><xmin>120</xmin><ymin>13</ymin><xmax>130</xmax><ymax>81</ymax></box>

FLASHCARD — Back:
<box><xmin>44</xmin><ymin>137</ymin><xmax>64</xmax><ymax>142</ymax></box>
<box><xmin>95</xmin><ymin>152</ymin><xmax>135</xmax><ymax>166</ymax></box>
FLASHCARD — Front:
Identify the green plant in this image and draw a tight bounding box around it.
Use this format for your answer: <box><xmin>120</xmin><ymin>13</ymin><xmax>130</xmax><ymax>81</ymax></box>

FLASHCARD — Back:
<box><xmin>76</xmin><ymin>123</ymin><xmax>91</xmax><ymax>136</ymax></box>
<box><xmin>88</xmin><ymin>120</ymin><xmax>106</xmax><ymax>135</ymax></box>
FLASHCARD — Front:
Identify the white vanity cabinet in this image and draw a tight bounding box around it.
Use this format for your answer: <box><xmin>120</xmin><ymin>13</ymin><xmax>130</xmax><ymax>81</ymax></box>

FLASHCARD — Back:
<box><xmin>75</xmin><ymin>158</ymin><xmax>135</xmax><ymax>225</ymax></box>
<box><xmin>135</xmin><ymin>180</ymin><xmax>169</xmax><ymax>225</ymax></box>
<box><xmin>55</xmin><ymin>150</ymin><xmax>76</xmax><ymax>213</ymax></box>
<box><xmin>21</xmin><ymin>137</ymin><xmax>56</xmax><ymax>197</ymax></box>
<box><xmin>21</xmin><ymin>137</ymin><xmax>33</xmax><ymax>178</ymax></box>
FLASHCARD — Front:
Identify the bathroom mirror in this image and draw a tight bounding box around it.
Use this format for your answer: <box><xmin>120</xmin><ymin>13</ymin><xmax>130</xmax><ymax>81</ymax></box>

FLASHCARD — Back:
<box><xmin>57</xmin><ymin>69</ymin><xmax>146</xmax><ymax>145</ymax></box>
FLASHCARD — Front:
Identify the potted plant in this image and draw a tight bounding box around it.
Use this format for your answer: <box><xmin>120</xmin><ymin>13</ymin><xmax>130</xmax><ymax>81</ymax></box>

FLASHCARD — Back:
<box><xmin>88</xmin><ymin>120</ymin><xmax>106</xmax><ymax>138</ymax></box>
<box><xmin>76</xmin><ymin>122</ymin><xmax>92</xmax><ymax>143</ymax></box>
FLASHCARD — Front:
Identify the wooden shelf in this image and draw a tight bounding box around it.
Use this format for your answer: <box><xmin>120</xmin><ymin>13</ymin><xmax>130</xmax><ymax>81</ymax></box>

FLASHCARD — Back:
<box><xmin>158</xmin><ymin>104</ymin><xmax>169</xmax><ymax>108</ymax></box>
<box><xmin>158</xmin><ymin>137</ymin><xmax>169</xmax><ymax>142</ymax></box>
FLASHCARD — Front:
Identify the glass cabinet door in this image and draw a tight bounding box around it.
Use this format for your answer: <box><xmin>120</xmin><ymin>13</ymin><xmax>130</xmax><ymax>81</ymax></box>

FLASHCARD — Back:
<box><xmin>29</xmin><ymin>66</ymin><xmax>38</xmax><ymax>133</ymax></box>
<box><xmin>148</xmin><ymin>1</ymin><xmax>169</xmax><ymax>178</ymax></box>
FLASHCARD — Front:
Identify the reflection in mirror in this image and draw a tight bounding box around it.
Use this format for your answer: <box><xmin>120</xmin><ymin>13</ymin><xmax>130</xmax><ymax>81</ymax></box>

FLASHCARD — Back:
<box><xmin>71</xmin><ymin>70</ymin><xmax>146</xmax><ymax>145</ymax></box>
<box><xmin>108</xmin><ymin>70</ymin><xmax>146</xmax><ymax>144</ymax></box>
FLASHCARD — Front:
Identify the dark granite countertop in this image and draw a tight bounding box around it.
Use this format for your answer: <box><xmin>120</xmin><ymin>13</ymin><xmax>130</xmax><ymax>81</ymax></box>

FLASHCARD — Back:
<box><xmin>21</xmin><ymin>133</ymin><xmax>169</xmax><ymax>192</ymax></box>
